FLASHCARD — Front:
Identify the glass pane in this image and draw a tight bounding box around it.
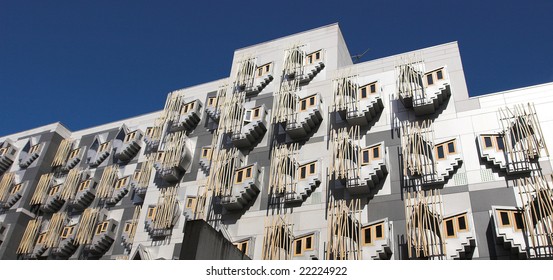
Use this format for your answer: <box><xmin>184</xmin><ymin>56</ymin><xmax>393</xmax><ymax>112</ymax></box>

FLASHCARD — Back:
<box><xmin>246</xmin><ymin>167</ymin><xmax>252</xmax><ymax>178</ymax></box>
<box><xmin>375</xmin><ymin>224</ymin><xmax>383</xmax><ymax>238</ymax></box>
<box><xmin>245</xmin><ymin>111</ymin><xmax>251</xmax><ymax>121</ymax></box>
<box><xmin>437</xmin><ymin>70</ymin><xmax>443</xmax><ymax>80</ymax></box>
<box><xmin>437</xmin><ymin>145</ymin><xmax>445</xmax><ymax>159</ymax></box>
<box><xmin>514</xmin><ymin>212</ymin><xmax>524</xmax><ymax>230</ymax></box>
<box><xmin>427</xmin><ymin>74</ymin><xmax>434</xmax><ymax>85</ymax></box>
<box><xmin>301</xmin><ymin>100</ymin><xmax>307</xmax><ymax>110</ymax></box>
<box><xmin>484</xmin><ymin>137</ymin><xmax>493</xmax><ymax>148</ymax></box>
<box><xmin>364</xmin><ymin>227</ymin><xmax>372</xmax><ymax>244</ymax></box>
<box><xmin>373</xmin><ymin>147</ymin><xmax>379</xmax><ymax>159</ymax></box>
<box><xmin>446</xmin><ymin>219</ymin><xmax>455</xmax><ymax>236</ymax></box>
<box><xmin>500</xmin><ymin>211</ymin><xmax>510</xmax><ymax>225</ymax></box>
<box><xmin>236</xmin><ymin>170</ymin><xmax>243</xmax><ymax>183</ymax></box>
<box><xmin>457</xmin><ymin>216</ymin><xmax>467</xmax><ymax>230</ymax></box>
<box><xmin>305</xmin><ymin>236</ymin><xmax>312</xmax><ymax>249</ymax></box>
<box><xmin>295</xmin><ymin>240</ymin><xmax>302</xmax><ymax>254</ymax></box>
<box><xmin>363</xmin><ymin>150</ymin><xmax>369</xmax><ymax>163</ymax></box>
<box><xmin>361</xmin><ymin>87</ymin><xmax>367</xmax><ymax>98</ymax></box>
<box><xmin>370</xmin><ymin>84</ymin><xmax>376</xmax><ymax>93</ymax></box>
<box><xmin>300</xmin><ymin>166</ymin><xmax>306</xmax><ymax>179</ymax></box>
<box><xmin>447</xmin><ymin>142</ymin><xmax>455</xmax><ymax>153</ymax></box>
<box><xmin>496</xmin><ymin>137</ymin><xmax>505</xmax><ymax>150</ymax></box>
<box><xmin>309</xmin><ymin>163</ymin><xmax>315</xmax><ymax>174</ymax></box>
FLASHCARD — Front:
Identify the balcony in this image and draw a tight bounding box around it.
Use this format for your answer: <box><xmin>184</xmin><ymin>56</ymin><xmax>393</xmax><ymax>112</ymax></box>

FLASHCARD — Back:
<box><xmin>396</xmin><ymin>59</ymin><xmax>451</xmax><ymax>116</ymax></box>
<box><xmin>490</xmin><ymin>207</ymin><xmax>528</xmax><ymax>259</ymax></box>
<box><xmin>443</xmin><ymin>212</ymin><xmax>477</xmax><ymax>260</ymax></box>
<box><xmin>85</xmin><ymin>219</ymin><xmax>118</xmax><ymax>256</ymax></box>
<box><xmin>231</xmin><ymin>105</ymin><xmax>268</xmax><ymax>149</ymax></box>
<box><xmin>285</xmin><ymin>93</ymin><xmax>323</xmax><ymax>140</ymax></box>
<box><xmin>130</xmin><ymin>162</ymin><xmax>153</xmax><ymax>197</ymax></box>
<box><xmin>169</xmin><ymin>100</ymin><xmax>202</xmax><ymax>132</ymax></box>
<box><xmin>284</xmin><ymin>160</ymin><xmax>321</xmax><ymax>204</ymax></box>
<box><xmin>88</xmin><ymin>141</ymin><xmax>112</xmax><ymax>168</ymax></box>
<box><xmin>115</xmin><ymin>130</ymin><xmax>143</xmax><ymax>162</ymax></box>
<box><xmin>105</xmin><ymin>176</ymin><xmax>130</xmax><ymax>205</ymax></box>
<box><xmin>31</xmin><ymin>232</ymin><xmax>49</xmax><ymax>259</ymax></box>
<box><xmin>154</xmin><ymin>149</ymin><xmax>192</xmax><ymax>183</ymax></box>
<box><xmin>343</xmin><ymin>82</ymin><xmax>385</xmax><ymax>127</ymax></box>
<box><xmin>345</xmin><ymin>143</ymin><xmax>388</xmax><ymax>195</ymax></box>
<box><xmin>71</xmin><ymin>179</ymin><xmax>97</xmax><ymax>210</ymax></box>
<box><xmin>360</xmin><ymin>219</ymin><xmax>393</xmax><ymax>260</ymax></box>
<box><xmin>41</xmin><ymin>184</ymin><xmax>65</xmax><ymax>213</ymax></box>
<box><xmin>19</xmin><ymin>143</ymin><xmax>43</xmax><ymax>168</ymax></box>
<box><xmin>0</xmin><ymin>181</ymin><xmax>25</xmax><ymax>209</ymax></box>
<box><xmin>283</xmin><ymin>47</ymin><xmax>325</xmax><ymax>85</ymax></box>
<box><xmin>221</xmin><ymin>164</ymin><xmax>261</xmax><ymax>211</ymax></box>
<box><xmin>52</xmin><ymin>224</ymin><xmax>78</xmax><ymax>259</ymax></box>
<box><xmin>0</xmin><ymin>142</ymin><xmax>17</xmax><ymax>174</ymax></box>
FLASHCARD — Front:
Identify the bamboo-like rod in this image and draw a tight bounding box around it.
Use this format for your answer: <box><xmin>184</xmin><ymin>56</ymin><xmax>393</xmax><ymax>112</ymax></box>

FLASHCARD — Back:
<box><xmin>44</xmin><ymin>212</ymin><xmax>68</xmax><ymax>248</ymax></box>
<box><xmin>235</xmin><ymin>55</ymin><xmax>256</xmax><ymax>90</ymax></box>
<box><xmin>268</xmin><ymin>143</ymin><xmax>299</xmax><ymax>195</ymax></box>
<box><xmin>326</xmin><ymin>198</ymin><xmax>361</xmax><ymax>260</ymax></box>
<box><xmin>332</xmin><ymin>70</ymin><xmax>359</xmax><ymax>112</ymax></box>
<box><xmin>152</xmin><ymin>186</ymin><xmax>178</xmax><ymax>230</ymax></box>
<box><xmin>52</xmin><ymin>139</ymin><xmax>73</xmax><ymax>167</ymax></box>
<box><xmin>96</xmin><ymin>165</ymin><xmax>119</xmax><ymax>199</ymax></box>
<box><xmin>60</xmin><ymin>168</ymin><xmax>82</xmax><ymax>200</ymax></box>
<box><xmin>395</xmin><ymin>53</ymin><xmax>425</xmax><ymax>101</ymax></box>
<box><xmin>128</xmin><ymin>205</ymin><xmax>141</xmax><ymax>244</ymax></box>
<box><xmin>330</xmin><ymin>126</ymin><xmax>361</xmax><ymax>181</ymax></box>
<box><xmin>17</xmin><ymin>217</ymin><xmax>43</xmax><ymax>254</ymax></box>
<box><xmin>158</xmin><ymin>131</ymin><xmax>188</xmax><ymax>170</ymax></box>
<box><xmin>30</xmin><ymin>173</ymin><xmax>54</xmax><ymax>205</ymax></box>
<box><xmin>75</xmin><ymin>208</ymin><xmax>100</xmax><ymax>245</ymax></box>
<box><xmin>262</xmin><ymin>214</ymin><xmax>293</xmax><ymax>260</ymax></box>
<box><xmin>0</xmin><ymin>172</ymin><xmax>15</xmax><ymax>202</ymax></box>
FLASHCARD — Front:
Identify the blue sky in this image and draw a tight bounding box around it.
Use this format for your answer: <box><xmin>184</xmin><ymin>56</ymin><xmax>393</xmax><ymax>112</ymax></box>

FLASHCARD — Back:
<box><xmin>1</xmin><ymin>0</ymin><xmax>552</xmax><ymax>136</ymax></box>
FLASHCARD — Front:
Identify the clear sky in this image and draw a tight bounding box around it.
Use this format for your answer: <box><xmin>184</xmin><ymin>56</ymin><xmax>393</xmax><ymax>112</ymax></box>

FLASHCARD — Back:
<box><xmin>1</xmin><ymin>0</ymin><xmax>552</xmax><ymax>136</ymax></box>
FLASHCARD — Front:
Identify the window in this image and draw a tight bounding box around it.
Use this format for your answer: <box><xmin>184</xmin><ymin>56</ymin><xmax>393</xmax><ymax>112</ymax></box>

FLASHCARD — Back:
<box><xmin>114</xmin><ymin>177</ymin><xmax>129</xmax><ymax>189</ymax></box>
<box><xmin>298</xmin><ymin>162</ymin><xmax>317</xmax><ymax>180</ymax></box>
<box><xmin>124</xmin><ymin>222</ymin><xmax>134</xmax><ymax>233</ymax></box>
<box><xmin>156</xmin><ymin>152</ymin><xmax>165</xmax><ymax>162</ymax></box>
<box><xmin>252</xmin><ymin>108</ymin><xmax>261</xmax><ymax>119</ymax></box>
<box><xmin>0</xmin><ymin>148</ymin><xmax>7</xmax><ymax>156</ymax></box>
<box><xmin>147</xmin><ymin>206</ymin><xmax>157</xmax><ymax>219</ymax></box>
<box><xmin>235</xmin><ymin>166</ymin><xmax>253</xmax><ymax>184</ymax></box>
<box><xmin>11</xmin><ymin>183</ymin><xmax>22</xmax><ymax>194</ymax></box>
<box><xmin>244</xmin><ymin>110</ymin><xmax>252</xmax><ymax>122</ymax></box>
<box><xmin>482</xmin><ymin>135</ymin><xmax>504</xmax><ymax>151</ymax></box>
<box><xmin>256</xmin><ymin>63</ymin><xmax>272</xmax><ymax>77</ymax></box>
<box><xmin>305</xmin><ymin>50</ymin><xmax>322</xmax><ymax>65</ymax></box>
<box><xmin>201</xmin><ymin>147</ymin><xmax>212</xmax><ymax>159</ymax></box>
<box><xmin>293</xmin><ymin>234</ymin><xmax>315</xmax><ymax>256</ymax></box>
<box><xmin>426</xmin><ymin>74</ymin><xmax>434</xmax><ymax>85</ymax></box>
<box><xmin>29</xmin><ymin>144</ymin><xmax>41</xmax><ymax>154</ymax></box>
<box><xmin>48</xmin><ymin>185</ymin><xmax>60</xmax><ymax>196</ymax></box>
<box><xmin>68</xmin><ymin>148</ymin><xmax>80</xmax><ymax>159</ymax></box>
<box><xmin>234</xmin><ymin>240</ymin><xmax>249</xmax><ymax>255</ymax></box>
<box><xmin>436</xmin><ymin>70</ymin><xmax>444</xmax><ymax>80</ymax></box>
<box><xmin>95</xmin><ymin>221</ymin><xmax>109</xmax><ymax>235</ymax></box>
<box><xmin>434</xmin><ymin>140</ymin><xmax>456</xmax><ymax>160</ymax></box>
<box><xmin>207</xmin><ymin>97</ymin><xmax>217</xmax><ymax>107</ymax></box>
<box><xmin>359</xmin><ymin>82</ymin><xmax>377</xmax><ymax>99</ymax></box>
<box><xmin>361</xmin><ymin>145</ymin><xmax>381</xmax><ymax>165</ymax></box>
<box><xmin>299</xmin><ymin>95</ymin><xmax>316</xmax><ymax>111</ymax></box>
<box><xmin>362</xmin><ymin>222</ymin><xmax>385</xmax><ymax>245</ymax></box>
<box><xmin>146</xmin><ymin>127</ymin><xmax>156</xmax><ymax>137</ymax></box>
<box><xmin>181</xmin><ymin>102</ymin><xmax>195</xmax><ymax>114</ymax></box>
<box><xmin>61</xmin><ymin>225</ymin><xmax>75</xmax><ymax>239</ymax></box>
<box><xmin>444</xmin><ymin>214</ymin><xmax>469</xmax><ymax>238</ymax></box>
<box><xmin>133</xmin><ymin>170</ymin><xmax>141</xmax><ymax>181</ymax></box>
<box><xmin>78</xmin><ymin>179</ymin><xmax>91</xmax><ymax>191</ymax></box>
<box><xmin>497</xmin><ymin>210</ymin><xmax>524</xmax><ymax>231</ymax></box>
<box><xmin>124</xmin><ymin>131</ymin><xmax>137</xmax><ymax>143</ymax></box>
<box><xmin>186</xmin><ymin>196</ymin><xmax>197</xmax><ymax>209</ymax></box>
<box><xmin>98</xmin><ymin>141</ymin><xmax>110</xmax><ymax>153</ymax></box>
<box><xmin>36</xmin><ymin>233</ymin><xmax>47</xmax><ymax>244</ymax></box>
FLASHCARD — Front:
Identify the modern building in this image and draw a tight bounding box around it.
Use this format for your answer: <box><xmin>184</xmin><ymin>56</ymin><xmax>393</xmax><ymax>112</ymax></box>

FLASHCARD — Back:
<box><xmin>1</xmin><ymin>23</ymin><xmax>552</xmax><ymax>260</ymax></box>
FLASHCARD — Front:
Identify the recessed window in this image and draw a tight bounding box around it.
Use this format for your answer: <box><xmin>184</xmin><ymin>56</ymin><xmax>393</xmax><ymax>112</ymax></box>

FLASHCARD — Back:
<box><xmin>29</xmin><ymin>144</ymin><xmax>41</xmax><ymax>154</ymax></box>
<box><xmin>201</xmin><ymin>147</ymin><xmax>212</xmax><ymax>159</ymax></box>
<box><xmin>98</xmin><ymin>141</ymin><xmax>110</xmax><ymax>153</ymax></box>
<box><xmin>482</xmin><ymin>135</ymin><xmax>504</xmax><ymax>151</ymax></box>
<box><xmin>234</xmin><ymin>166</ymin><xmax>253</xmax><ymax>184</ymax></box>
<box><xmin>436</xmin><ymin>70</ymin><xmax>443</xmax><ymax>80</ymax></box>
<box><xmin>133</xmin><ymin>170</ymin><xmax>142</xmax><ymax>181</ymax></box>
<box><xmin>61</xmin><ymin>225</ymin><xmax>75</xmax><ymax>239</ymax></box>
<box><xmin>114</xmin><ymin>177</ymin><xmax>129</xmax><ymax>189</ymax></box>
<box><xmin>244</xmin><ymin>110</ymin><xmax>252</xmax><ymax>122</ymax></box>
<box><xmin>124</xmin><ymin>222</ymin><xmax>133</xmax><ymax>233</ymax></box>
<box><xmin>513</xmin><ymin>212</ymin><xmax>524</xmax><ymax>230</ymax></box>
<box><xmin>483</xmin><ymin>136</ymin><xmax>493</xmax><ymax>148</ymax></box>
<box><xmin>253</xmin><ymin>108</ymin><xmax>261</xmax><ymax>119</ymax></box>
<box><xmin>362</xmin><ymin>222</ymin><xmax>385</xmax><ymax>245</ymax></box>
<box><xmin>359</xmin><ymin>82</ymin><xmax>377</xmax><ymax>99</ymax></box>
<box><xmin>48</xmin><ymin>185</ymin><xmax>60</xmax><ymax>196</ymax></box>
<box><xmin>181</xmin><ymin>102</ymin><xmax>195</xmax><ymax>114</ymax></box>
<box><xmin>147</xmin><ymin>206</ymin><xmax>157</xmax><ymax>219</ymax></box>
<box><xmin>293</xmin><ymin>234</ymin><xmax>315</xmax><ymax>256</ymax></box>
<box><xmin>186</xmin><ymin>196</ymin><xmax>197</xmax><ymax>209</ymax></box>
<box><xmin>36</xmin><ymin>233</ymin><xmax>47</xmax><ymax>244</ymax></box>
<box><xmin>298</xmin><ymin>162</ymin><xmax>316</xmax><ymax>180</ymax></box>
<box><xmin>495</xmin><ymin>136</ymin><xmax>505</xmax><ymax>151</ymax></box>
<box><xmin>435</xmin><ymin>140</ymin><xmax>456</xmax><ymax>160</ymax></box>
<box><xmin>156</xmin><ymin>152</ymin><xmax>165</xmax><ymax>162</ymax></box>
<box><xmin>68</xmin><ymin>148</ymin><xmax>80</xmax><ymax>159</ymax></box>
<box><xmin>11</xmin><ymin>183</ymin><xmax>22</xmax><ymax>194</ymax></box>
<box><xmin>207</xmin><ymin>97</ymin><xmax>217</xmax><ymax>107</ymax></box>
<box><xmin>499</xmin><ymin>211</ymin><xmax>511</xmax><ymax>226</ymax></box>
<box><xmin>234</xmin><ymin>240</ymin><xmax>249</xmax><ymax>255</ymax></box>
<box><xmin>445</xmin><ymin>219</ymin><xmax>455</xmax><ymax>237</ymax></box>
<box><xmin>426</xmin><ymin>74</ymin><xmax>434</xmax><ymax>86</ymax></box>
<box><xmin>95</xmin><ymin>221</ymin><xmax>109</xmax><ymax>235</ymax></box>
<box><xmin>497</xmin><ymin>210</ymin><xmax>524</xmax><ymax>231</ymax></box>
<box><xmin>124</xmin><ymin>131</ymin><xmax>137</xmax><ymax>143</ymax></box>
<box><xmin>305</xmin><ymin>50</ymin><xmax>322</xmax><ymax>65</ymax></box>
<box><xmin>256</xmin><ymin>63</ymin><xmax>272</xmax><ymax>77</ymax></box>
<box><xmin>370</xmin><ymin>83</ymin><xmax>376</xmax><ymax>93</ymax></box>
<box><xmin>361</xmin><ymin>145</ymin><xmax>381</xmax><ymax>165</ymax></box>
<box><xmin>78</xmin><ymin>179</ymin><xmax>91</xmax><ymax>191</ymax></box>
<box><xmin>444</xmin><ymin>213</ymin><xmax>469</xmax><ymax>238</ymax></box>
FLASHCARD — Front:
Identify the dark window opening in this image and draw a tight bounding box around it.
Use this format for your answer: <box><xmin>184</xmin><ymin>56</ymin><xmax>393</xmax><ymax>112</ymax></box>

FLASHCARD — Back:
<box><xmin>437</xmin><ymin>145</ymin><xmax>445</xmax><ymax>159</ymax></box>
<box><xmin>447</xmin><ymin>142</ymin><xmax>455</xmax><ymax>153</ymax></box>
<box><xmin>514</xmin><ymin>212</ymin><xmax>524</xmax><ymax>230</ymax></box>
<box><xmin>373</xmin><ymin>147</ymin><xmax>379</xmax><ymax>159</ymax></box>
<box><xmin>305</xmin><ymin>236</ymin><xmax>312</xmax><ymax>249</ymax></box>
<box><xmin>427</xmin><ymin>74</ymin><xmax>434</xmax><ymax>85</ymax></box>
<box><xmin>445</xmin><ymin>219</ymin><xmax>455</xmax><ymax>237</ymax></box>
<box><xmin>246</xmin><ymin>168</ymin><xmax>252</xmax><ymax>178</ymax></box>
<box><xmin>300</xmin><ymin>166</ymin><xmax>306</xmax><ymax>179</ymax></box>
<box><xmin>496</xmin><ymin>137</ymin><xmax>505</xmax><ymax>150</ymax></box>
<box><xmin>295</xmin><ymin>239</ymin><xmax>302</xmax><ymax>255</ymax></box>
<box><xmin>364</xmin><ymin>227</ymin><xmax>372</xmax><ymax>244</ymax></box>
<box><xmin>361</xmin><ymin>87</ymin><xmax>367</xmax><ymax>98</ymax></box>
<box><xmin>436</xmin><ymin>70</ymin><xmax>443</xmax><ymax>80</ymax></box>
<box><xmin>457</xmin><ymin>216</ymin><xmax>467</xmax><ymax>230</ymax></box>
<box><xmin>363</xmin><ymin>150</ymin><xmax>369</xmax><ymax>163</ymax></box>
<box><xmin>500</xmin><ymin>211</ymin><xmax>510</xmax><ymax>225</ymax></box>
<box><xmin>484</xmin><ymin>137</ymin><xmax>493</xmax><ymax>148</ymax></box>
<box><xmin>370</xmin><ymin>84</ymin><xmax>376</xmax><ymax>93</ymax></box>
<box><xmin>375</xmin><ymin>224</ymin><xmax>383</xmax><ymax>238</ymax></box>
<box><xmin>309</xmin><ymin>163</ymin><xmax>315</xmax><ymax>174</ymax></box>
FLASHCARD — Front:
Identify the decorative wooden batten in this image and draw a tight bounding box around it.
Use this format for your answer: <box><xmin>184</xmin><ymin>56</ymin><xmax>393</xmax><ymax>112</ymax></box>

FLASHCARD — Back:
<box><xmin>41</xmin><ymin>212</ymin><xmax>69</xmax><ymax>252</ymax></box>
<box><xmin>121</xmin><ymin>205</ymin><xmax>141</xmax><ymax>251</ymax></box>
<box><xmin>30</xmin><ymin>173</ymin><xmax>54</xmax><ymax>206</ymax></box>
<box><xmin>0</xmin><ymin>140</ymin><xmax>17</xmax><ymax>174</ymax></box>
<box><xmin>403</xmin><ymin>188</ymin><xmax>446</xmax><ymax>259</ymax></box>
<box><xmin>144</xmin><ymin>186</ymin><xmax>180</xmax><ymax>237</ymax></box>
<box><xmin>282</xmin><ymin>44</ymin><xmax>325</xmax><ymax>85</ymax></box>
<box><xmin>75</xmin><ymin>208</ymin><xmax>101</xmax><ymax>246</ymax></box>
<box><xmin>332</xmin><ymin>71</ymin><xmax>384</xmax><ymax>126</ymax></box>
<box><xmin>231</xmin><ymin>104</ymin><xmax>268</xmax><ymax>149</ymax></box>
<box><xmin>0</xmin><ymin>172</ymin><xmax>15</xmax><ymax>206</ymax></box>
<box><xmin>262</xmin><ymin>215</ymin><xmax>294</xmax><ymax>260</ymax></box>
<box><xmin>232</xmin><ymin>55</ymin><xmax>273</xmax><ymax>96</ymax></box>
<box><xmin>130</xmin><ymin>159</ymin><xmax>153</xmax><ymax>195</ymax></box>
<box><xmin>165</xmin><ymin>94</ymin><xmax>202</xmax><ymax>133</ymax></box>
<box><xmin>218</xmin><ymin>91</ymin><xmax>246</xmax><ymax>135</ymax></box>
<box><xmin>95</xmin><ymin>165</ymin><xmax>120</xmax><ymax>202</ymax></box>
<box><xmin>17</xmin><ymin>217</ymin><xmax>43</xmax><ymax>256</ymax></box>
<box><xmin>326</xmin><ymin>198</ymin><xmax>362</xmax><ymax>260</ymax></box>
<box><xmin>88</xmin><ymin>138</ymin><xmax>112</xmax><ymax>168</ymax></box>
<box><xmin>268</xmin><ymin>143</ymin><xmax>320</xmax><ymax>204</ymax></box>
<box><xmin>204</xmin><ymin>83</ymin><xmax>227</xmax><ymax>122</ymax></box>
<box><xmin>481</xmin><ymin>102</ymin><xmax>550</xmax><ymax>174</ymax></box>
<box><xmin>154</xmin><ymin>130</ymin><xmax>191</xmax><ymax>182</ymax></box>
<box><xmin>515</xmin><ymin>175</ymin><xmax>553</xmax><ymax>258</ymax></box>
<box><xmin>59</xmin><ymin>168</ymin><xmax>82</xmax><ymax>201</ymax></box>
<box><xmin>395</xmin><ymin>54</ymin><xmax>450</xmax><ymax>116</ymax></box>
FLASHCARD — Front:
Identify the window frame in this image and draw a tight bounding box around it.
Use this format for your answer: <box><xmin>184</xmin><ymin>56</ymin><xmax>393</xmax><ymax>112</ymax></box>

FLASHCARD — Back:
<box><xmin>186</xmin><ymin>196</ymin><xmax>197</xmax><ymax>209</ymax></box>
<box><xmin>481</xmin><ymin>135</ymin><xmax>505</xmax><ymax>152</ymax></box>
<box><xmin>61</xmin><ymin>225</ymin><xmax>75</xmax><ymax>239</ymax></box>
<box><xmin>78</xmin><ymin>179</ymin><xmax>91</xmax><ymax>192</ymax></box>
<box><xmin>48</xmin><ymin>185</ymin><xmax>60</xmax><ymax>196</ymax></box>
<box><xmin>434</xmin><ymin>140</ymin><xmax>457</xmax><ymax>160</ymax></box>
<box><xmin>124</xmin><ymin>131</ymin><xmax>137</xmax><ymax>143</ymax></box>
<box><xmin>29</xmin><ymin>143</ymin><xmax>41</xmax><ymax>154</ymax></box>
<box><xmin>234</xmin><ymin>166</ymin><xmax>253</xmax><ymax>184</ymax></box>
<box><xmin>114</xmin><ymin>176</ymin><xmax>129</xmax><ymax>190</ymax></box>
<box><xmin>305</xmin><ymin>50</ymin><xmax>322</xmax><ymax>65</ymax></box>
<box><xmin>361</xmin><ymin>145</ymin><xmax>381</xmax><ymax>165</ymax></box>
<box><xmin>147</xmin><ymin>206</ymin><xmax>157</xmax><ymax>219</ymax></box>
<box><xmin>201</xmin><ymin>147</ymin><xmax>212</xmax><ymax>159</ymax></box>
<box><xmin>207</xmin><ymin>97</ymin><xmax>217</xmax><ymax>107</ymax></box>
<box><xmin>123</xmin><ymin>222</ymin><xmax>134</xmax><ymax>233</ymax></box>
<box><xmin>234</xmin><ymin>240</ymin><xmax>249</xmax><ymax>255</ymax></box>
<box><xmin>497</xmin><ymin>210</ymin><xmax>524</xmax><ymax>231</ymax></box>
<box><xmin>299</xmin><ymin>95</ymin><xmax>317</xmax><ymax>112</ymax></box>
<box><xmin>362</xmin><ymin>222</ymin><xmax>385</xmax><ymax>246</ymax></box>
<box><xmin>359</xmin><ymin>82</ymin><xmax>377</xmax><ymax>99</ymax></box>
<box><xmin>36</xmin><ymin>233</ymin><xmax>47</xmax><ymax>244</ymax></box>
<box><xmin>293</xmin><ymin>234</ymin><xmax>315</xmax><ymax>256</ymax></box>
<box><xmin>298</xmin><ymin>162</ymin><xmax>316</xmax><ymax>180</ymax></box>
<box><xmin>95</xmin><ymin>221</ymin><xmax>109</xmax><ymax>235</ymax></box>
<box><xmin>256</xmin><ymin>63</ymin><xmax>272</xmax><ymax>77</ymax></box>
<box><xmin>68</xmin><ymin>148</ymin><xmax>80</xmax><ymax>159</ymax></box>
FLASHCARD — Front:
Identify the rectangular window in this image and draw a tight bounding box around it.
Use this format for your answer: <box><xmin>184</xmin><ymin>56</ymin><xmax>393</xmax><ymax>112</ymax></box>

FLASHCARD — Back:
<box><xmin>156</xmin><ymin>152</ymin><xmax>165</xmax><ymax>162</ymax></box>
<box><xmin>445</xmin><ymin>219</ymin><xmax>455</xmax><ymax>237</ymax></box>
<box><xmin>447</xmin><ymin>142</ymin><xmax>456</xmax><ymax>154</ymax></box>
<box><xmin>124</xmin><ymin>222</ymin><xmax>133</xmax><ymax>233</ymax></box>
<box><xmin>253</xmin><ymin>108</ymin><xmax>260</xmax><ymax>118</ymax></box>
<box><xmin>133</xmin><ymin>170</ymin><xmax>141</xmax><ymax>181</ymax></box>
<box><xmin>186</xmin><ymin>196</ymin><xmax>197</xmax><ymax>209</ymax></box>
<box><xmin>29</xmin><ymin>144</ymin><xmax>41</xmax><ymax>154</ymax></box>
<box><xmin>48</xmin><ymin>185</ymin><xmax>60</xmax><ymax>196</ymax></box>
<box><xmin>457</xmin><ymin>215</ymin><xmax>468</xmax><ymax>231</ymax></box>
<box><xmin>375</xmin><ymin>224</ymin><xmax>383</xmax><ymax>239</ymax></box>
<box><xmin>362</xmin><ymin>149</ymin><xmax>370</xmax><ymax>165</ymax></box>
<box><xmin>245</xmin><ymin>167</ymin><xmax>252</xmax><ymax>178</ymax></box>
<box><xmin>78</xmin><ymin>179</ymin><xmax>91</xmax><ymax>191</ymax></box>
<box><xmin>309</xmin><ymin>162</ymin><xmax>316</xmax><ymax>174</ymax></box>
<box><xmin>483</xmin><ymin>136</ymin><xmax>493</xmax><ymax>148</ymax></box>
<box><xmin>372</xmin><ymin>146</ymin><xmax>380</xmax><ymax>160</ymax></box>
<box><xmin>69</xmin><ymin>148</ymin><xmax>80</xmax><ymax>159</ymax></box>
<box><xmin>124</xmin><ymin>131</ymin><xmax>137</xmax><ymax>143</ymax></box>
<box><xmin>370</xmin><ymin>83</ymin><xmax>376</xmax><ymax>93</ymax></box>
<box><xmin>95</xmin><ymin>222</ymin><xmax>109</xmax><ymax>235</ymax></box>
<box><xmin>256</xmin><ymin>63</ymin><xmax>272</xmax><ymax>77</ymax></box>
<box><xmin>426</xmin><ymin>74</ymin><xmax>434</xmax><ymax>85</ymax></box>
<box><xmin>115</xmin><ymin>177</ymin><xmax>128</xmax><ymax>189</ymax></box>
<box><xmin>294</xmin><ymin>239</ymin><xmax>303</xmax><ymax>255</ymax></box>
<box><xmin>300</xmin><ymin>100</ymin><xmax>307</xmax><ymax>111</ymax></box>
<box><xmin>513</xmin><ymin>212</ymin><xmax>524</xmax><ymax>231</ymax></box>
<box><xmin>305</xmin><ymin>235</ymin><xmax>313</xmax><ymax>250</ymax></box>
<box><xmin>309</xmin><ymin>96</ymin><xmax>315</xmax><ymax>106</ymax></box>
<box><xmin>61</xmin><ymin>226</ymin><xmax>74</xmax><ymax>239</ymax></box>
<box><xmin>299</xmin><ymin>166</ymin><xmax>307</xmax><ymax>179</ymax></box>
<box><xmin>207</xmin><ymin>97</ymin><xmax>217</xmax><ymax>107</ymax></box>
<box><xmin>293</xmin><ymin>234</ymin><xmax>314</xmax><ymax>256</ymax></box>
<box><xmin>436</xmin><ymin>70</ymin><xmax>443</xmax><ymax>80</ymax></box>
<box><xmin>98</xmin><ymin>142</ymin><xmax>110</xmax><ymax>153</ymax></box>
<box><xmin>36</xmin><ymin>233</ymin><xmax>46</xmax><ymax>244</ymax></box>
<box><xmin>201</xmin><ymin>148</ymin><xmax>211</xmax><ymax>159</ymax></box>
<box><xmin>235</xmin><ymin>170</ymin><xmax>244</xmax><ymax>184</ymax></box>
<box><xmin>499</xmin><ymin>211</ymin><xmax>511</xmax><ymax>226</ymax></box>
<box><xmin>234</xmin><ymin>241</ymin><xmax>249</xmax><ymax>254</ymax></box>
<box><xmin>363</xmin><ymin>227</ymin><xmax>372</xmax><ymax>245</ymax></box>
<box><xmin>11</xmin><ymin>183</ymin><xmax>22</xmax><ymax>194</ymax></box>
<box><xmin>244</xmin><ymin>110</ymin><xmax>252</xmax><ymax>122</ymax></box>
<box><xmin>360</xmin><ymin>87</ymin><xmax>367</xmax><ymax>99</ymax></box>
<box><xmin>436</xmin><ymin>145</ymin><xmax>445</xmax><ymax>159</ymax></box>
<box><xmin>147</xmin><ymin>206</ymin><xmax>157</xmax><ymax>219</ymax></box>
<box><xmin>495</xmin><ymin>136</ymin><xmax>505</xmax><ymax>151</ymax></box>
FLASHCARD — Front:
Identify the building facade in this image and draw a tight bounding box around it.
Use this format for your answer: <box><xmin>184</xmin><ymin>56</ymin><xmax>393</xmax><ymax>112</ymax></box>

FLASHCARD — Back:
<box><xmin>1</xmin><ymin>23</ymin><xmax>553</xmax><ymax>260</ymax></box>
